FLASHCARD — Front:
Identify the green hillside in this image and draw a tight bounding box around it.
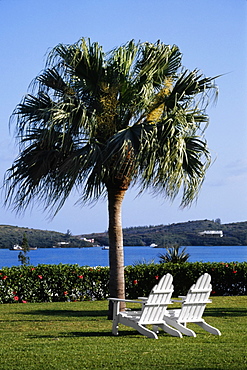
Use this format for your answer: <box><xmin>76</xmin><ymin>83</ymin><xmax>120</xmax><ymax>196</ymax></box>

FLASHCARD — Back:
<box><xmin>80</xmin><ymin>220</ymin><xmax>247</xmax><ymax>246</ymax></box>
<box><xmin>0</xmin><ymin>219</ymin><xmax>246</xmax><ymax>249</ymax></box>
<box><xmin>0</xmin><ymin>225</ymin><xmax>91</xmax><ymax>249</ymax></box>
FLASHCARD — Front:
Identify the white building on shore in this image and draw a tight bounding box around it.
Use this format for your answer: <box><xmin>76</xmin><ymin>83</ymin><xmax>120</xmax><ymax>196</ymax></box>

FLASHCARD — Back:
<box><xmin>198</xmin><ymin>230</ymin><xmax>223</xmax><ymax>237</ymax></box>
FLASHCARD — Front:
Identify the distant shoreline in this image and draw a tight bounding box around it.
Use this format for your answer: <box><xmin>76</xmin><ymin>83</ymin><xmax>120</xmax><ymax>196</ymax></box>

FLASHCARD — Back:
<box><xmin>1</xmin><ymin>220</ymin><xmax>247</xmax><ymax>249</ymax></box>
<box><xmin>2</xmin><ymin>244</ymin><xmax>247</xmax><ymax>250</ymax></box>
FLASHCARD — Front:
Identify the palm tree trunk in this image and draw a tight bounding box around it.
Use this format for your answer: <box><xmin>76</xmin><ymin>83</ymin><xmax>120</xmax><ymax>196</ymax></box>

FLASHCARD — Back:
<box><xmin>107</xmin><ymin>185</ymin><xmax>126</xmax><ymax>319</ymax></box>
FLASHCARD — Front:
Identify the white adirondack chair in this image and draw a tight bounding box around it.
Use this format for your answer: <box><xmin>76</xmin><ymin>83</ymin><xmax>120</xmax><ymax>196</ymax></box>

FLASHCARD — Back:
<box><xmin>108</xmin><ymin>273</ymin><xmax>182</xmax><ymax>339</ymax></box>
<box><xmin>163</xmin><ymin>273</ymin><xmax>221</xmax><ymax>337</ymax></box>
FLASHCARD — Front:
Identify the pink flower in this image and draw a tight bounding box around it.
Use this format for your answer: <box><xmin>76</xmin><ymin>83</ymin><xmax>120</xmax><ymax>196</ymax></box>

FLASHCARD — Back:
<box><xmin>31</xmin><ymin>268</ymin><xmax>35</xmax><ymax>271</ymax></box>
<box><xmin>233</xmin><ymin>270</ymin><xmax>237</xmax><ymax>274</ymax></box>
<box><xmin>133</xmin><ymin>280</ymin><xmax>138</xmax><ymax>285</ymax></box>
<box><xmin>225</xmin><ymin>264</ymin><xmax>229</xmax><ymax>267</ymax></box>
<box><xmin>22</xmin><ymin>300</ymin><xmax>27</xmax><ymax>304</ymax></box>
<box><xmin>38</xmin><ymin>275</ymin><xmax>43</xmax><ymax>279</ymax></box>
<box><xmin>78</xmin><ymin>275</ymin><xmax>84</xmax><ymax>279</ymax></box>
<box><xmin>2</xmin><ymin>276</ymin><xmax>7</xmax><ymax>280</ymax></box>
<box><xmin>64</xmin><ymin>291</ymin><xmax>68</xmax><ymax>295</ymax></box>
<box><xmin>155</xmin><ymin>275</ymin><xmax>159</xmax><ymax>280</ymax></box>
<box><xmin>14</xmin><ymin>296</ymin><xmax>19</xmax><ymax>301</ymax></box>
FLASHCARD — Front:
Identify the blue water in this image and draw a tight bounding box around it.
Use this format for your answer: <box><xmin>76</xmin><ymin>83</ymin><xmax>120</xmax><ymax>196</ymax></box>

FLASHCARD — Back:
<box><xmin>0</xmin><ymin>246</ymin><xmax>246</xmax><ymax>268</ymax></box>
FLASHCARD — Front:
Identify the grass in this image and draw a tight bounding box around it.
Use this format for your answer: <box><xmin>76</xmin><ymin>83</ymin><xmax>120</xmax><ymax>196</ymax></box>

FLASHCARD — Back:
<box><xmin>0</xmin><ymin>297</ymin><xmax>246</xmax><ymax>369</ymax></box>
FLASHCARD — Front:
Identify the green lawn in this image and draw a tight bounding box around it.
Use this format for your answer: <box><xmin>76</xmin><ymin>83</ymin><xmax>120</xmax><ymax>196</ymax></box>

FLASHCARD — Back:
<box><xmin>0</xmin><ymin>296</ymin><xmax>246</xmax><ymax>369</ymax></box>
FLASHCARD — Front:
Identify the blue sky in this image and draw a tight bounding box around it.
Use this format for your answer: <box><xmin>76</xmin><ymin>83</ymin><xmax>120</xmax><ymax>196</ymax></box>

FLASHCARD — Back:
<box><xmin>0</xmin><ymin>0</ymin><xmax>246</xmax><ymax>235</ymax></box>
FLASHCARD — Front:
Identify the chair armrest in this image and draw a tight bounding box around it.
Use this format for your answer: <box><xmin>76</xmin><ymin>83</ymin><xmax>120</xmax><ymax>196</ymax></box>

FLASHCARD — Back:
<box><xmin>107</xmin><ymin>298</ymin><xmax>143</xmax><ymax>304</ymax></box>
<box><xmin>171</xmin><ymin>296</ymin><xmax>186</xmax><ymax>303</ymax></box>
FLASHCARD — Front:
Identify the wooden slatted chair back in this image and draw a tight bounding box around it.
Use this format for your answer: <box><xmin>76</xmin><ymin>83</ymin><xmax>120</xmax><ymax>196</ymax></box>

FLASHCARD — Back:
<box><xmin>139</xmin><ymin>273</ymin><xmax>174</xmax><ymax>325</ymax></box>
<box><xmin>178</xmin><ymin>273</ymin><xmax>212</xmax><ymax>323</ymax></box>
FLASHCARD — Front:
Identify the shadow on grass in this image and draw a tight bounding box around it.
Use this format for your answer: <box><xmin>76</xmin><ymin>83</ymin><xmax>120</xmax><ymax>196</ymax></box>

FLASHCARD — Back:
<box><xmin>205</xmin><ymin>308</ymin><xmax>247</xmax><ymax>318</ymax></box>
<box><xmin>28</xmin><ymin>331</ymin><xmax>113</xmax><ymax>339</ymax></box>
<box><xmin>17</xmin><ymin>309</ymin><xmax>108</xmax><ymax>318</ymax></box>
<box><xmin>28</xmin><ymin>329</ymin><xmax>146</xmax><ymax>339</ymax></box>
<box><xmin>18</xmin><ymin>307</ymin><xmax>246</xmax><ymax>320</ymax></box>
<box><xmin>67</xmin><ymin>330</ymin><xmax>176</xmax><ymax>338</ymax></box>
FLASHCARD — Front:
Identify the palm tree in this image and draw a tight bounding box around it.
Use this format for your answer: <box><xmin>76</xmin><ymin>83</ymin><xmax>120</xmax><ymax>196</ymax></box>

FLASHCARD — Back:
<box><xmin>4</xmin><ymin>38</ymin><xmax>218</xmax><ymax>317</ymax></box>
<box><xmin>159</xmin><ymin>244</ymin><xmax>190</xmax><ymax>263</ymax></box>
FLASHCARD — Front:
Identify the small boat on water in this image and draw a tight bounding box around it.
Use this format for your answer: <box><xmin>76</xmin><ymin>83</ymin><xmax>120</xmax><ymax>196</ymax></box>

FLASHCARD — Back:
<box><xmin>9</xmin><ymin>244</ymin><xmax>37</xmax><ymax>251</ymax></box>
<box><xmin>150</xmin><ymin>243</ymin><xmax>158</xmax><ymax>248</ymax></box>
<box><xmin>101</xmin><ymin>246</ymin><xmax>109</xmax><ymax>250</ymax></box>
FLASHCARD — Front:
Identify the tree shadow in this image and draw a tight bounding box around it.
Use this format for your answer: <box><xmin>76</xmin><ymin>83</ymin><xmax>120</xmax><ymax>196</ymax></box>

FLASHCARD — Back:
<box><xmin>205</xmin><ymin>307</ymin><xmax>247</xmax><ymax>318</ymax></box>
<box><xmin>17</xmin><ymin>309</ymin><xmax>108</xmax><ymax>318</ymax></box>
<box><xmin>27</xmin><ymin>331</ymin><xmax>112</xmax><ymax>339</ymax></box>
<box><xmin>67</xmin><ymin>330</ymin><xmax>144</xmax><ymax>338</ymax></box>
<box><xmin>27</xmin><ymin>329</ymin><xmax>147</xmax><ymax>339</ymax></box>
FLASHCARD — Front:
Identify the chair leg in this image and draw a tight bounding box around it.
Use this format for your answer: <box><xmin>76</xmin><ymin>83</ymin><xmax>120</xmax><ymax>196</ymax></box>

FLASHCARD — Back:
<box><xmin>164</xmin><ymin>317</ymin><xmax>196</xmax><ymax>337</ymax></box>
<box><xmin>195</xmin><ymin>320</ymin><xmax>221</xmax><ymax>336</ymax></box>
<box><xmin>120</xmin><ymin>317</ymin><xmax>158</xmax><ymax>338</ymax></box>
<box><xmin>137</xmin><ymin>324</ymin><xmax>158</xmax><ymax>339</ymax></box>
<box><xmin>152</xmin><ymin>325</ymin><xmax>159</xmax><ymax>334</ymax></box>
<box><xmin>112</xmin><ymin>319</ymin><xmax>119</xmax><ymax>336</ymax></box>
<box><xmin>111</xmin><ymin>301</ymin><xmax>120</xmax><ymax>335</ymax></box>
<box><xmin>159</xmin><ymin>322</ymin><xmax>183</xmax><ymax>338</ymax></box>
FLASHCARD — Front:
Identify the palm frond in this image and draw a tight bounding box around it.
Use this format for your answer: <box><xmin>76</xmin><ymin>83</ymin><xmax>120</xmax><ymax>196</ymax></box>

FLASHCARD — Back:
<box><xmin>135</xmin><ymin>41</ymin><xmax>181</xmax><ymax>82</ymax></box>
<box><xmin>108</xmin><ymin>39</ymin><xmax>139</xmax><ymax>78</ymax></box>
<box><xmin>13</xmin><ymin>93</ymin><xmax>53</xmax><ymax>133</ymax></box>
<box><xmin>5</xmin><ymin>37</ymin><xmax>219</xmax><ymax>214</ymax></box>
<box><xmin>36</xmin><ymin>68</ymin><xmax>71</xmax><ymax>95</ymax></box>
<box><xmin>166</xmin><ymin>69</ymin><xmax>219</xmax><ymax>110</ymax></box>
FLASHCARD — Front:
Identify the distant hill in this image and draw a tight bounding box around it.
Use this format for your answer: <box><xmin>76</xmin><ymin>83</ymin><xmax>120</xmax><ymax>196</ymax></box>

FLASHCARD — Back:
<box><xmin>0</xmin><ymin>220</ymin><xmax>246</xmax><ymax>249</ymax></box>
<box><xmin>0</xmin><ymin>225</ymin><xmax>92</xmax><ymax>249</ymax></box>
<box><xmin>79</xmin><ymin>220</ymin><xmax>247</xmax><ymax>246</ymax></box>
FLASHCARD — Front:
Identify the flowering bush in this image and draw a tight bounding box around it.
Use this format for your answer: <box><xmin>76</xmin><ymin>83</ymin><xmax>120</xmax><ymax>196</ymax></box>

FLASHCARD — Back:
<box><xmin>125</xmin><ymin>262</ymin><xmax>247</xmax><ymax>298</ymax></box>
<box><xmin>0</xmin><ymin>264</ymin><xmax>109</xmax><ymax>303</ymax></box>
<box><xmin>124</xmin><ymin>261</ymin><xmax>247</xmax><ymax>298</ymax></box>
<box><xmin>0</xmin><ymin>262</ymin><xmax>246</xmax><ymax>303</ymax></box>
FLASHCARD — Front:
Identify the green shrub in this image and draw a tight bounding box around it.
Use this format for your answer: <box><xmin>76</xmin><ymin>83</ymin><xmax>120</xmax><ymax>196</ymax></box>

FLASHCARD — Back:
<box><xmin>0</xmin><ymin>262</ymin><xmax>246</xmax><ymax>303</ymax></box>
<box><xmin>124</xmin><ymin>261</ymin><xmax>247</xmax><ymax>297</ymax></box>
<box><xmin>158</xmin><ymin>244</ymin><xmax>190</xmax><ymax>263</ymax></box>
<box><xmin>0</xmin><ymin>264</ymin><xmax>109</xmax><ymax>303</ymax></box>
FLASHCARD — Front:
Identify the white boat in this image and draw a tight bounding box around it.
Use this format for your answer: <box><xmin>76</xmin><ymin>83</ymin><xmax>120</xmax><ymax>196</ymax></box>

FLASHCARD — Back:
<box><xmin>150</xmin><ymin>243</ymin><xmax>158</xmax><ymax>248</ymax></box>
<box><xmin>9</xmin><ymin>244</ymin><xmax>37</xmax><ymax>251</ymax></box>
<box><xmin>102</xmin><ymin>246</ymin><xmax>109</xmax><ymax>250</ymax></box>
<box><xmin>10</xmin><ymin>244</ymin><xmax>22</xmax><ymax>251</ymax></box>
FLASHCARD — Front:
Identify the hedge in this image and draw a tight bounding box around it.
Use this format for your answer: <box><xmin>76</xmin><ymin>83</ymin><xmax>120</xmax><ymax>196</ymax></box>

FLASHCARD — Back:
<box><xmin>125</xmin><ymin>261</ymin><xmax>247</xmax><ymax>298</ymax></box>
<box><xmin>0</xmin><ymin>262</ymin><xmax>246</xmax><ymax>303</ymax></box>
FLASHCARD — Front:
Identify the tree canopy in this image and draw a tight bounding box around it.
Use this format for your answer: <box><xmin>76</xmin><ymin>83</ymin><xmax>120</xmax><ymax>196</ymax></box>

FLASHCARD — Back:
<box><xmin>4</xmin><ymin>39</ymin><xmax>217</xmax><ymax>214</ymax></box>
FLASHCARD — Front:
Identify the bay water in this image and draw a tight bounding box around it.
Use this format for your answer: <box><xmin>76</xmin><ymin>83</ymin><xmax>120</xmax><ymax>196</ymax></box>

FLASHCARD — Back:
<box><xmin>0</xmin><ymin>245</ymin><xmax>246</xmax><ymax>268</ymax></box>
